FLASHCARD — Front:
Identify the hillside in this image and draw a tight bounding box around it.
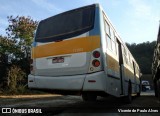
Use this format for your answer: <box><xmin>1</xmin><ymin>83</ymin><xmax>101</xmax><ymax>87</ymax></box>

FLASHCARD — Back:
<box><xmin>126</xmin><ymin>41</ymin><xmax>156</xmax><ymax>74</ymax></box>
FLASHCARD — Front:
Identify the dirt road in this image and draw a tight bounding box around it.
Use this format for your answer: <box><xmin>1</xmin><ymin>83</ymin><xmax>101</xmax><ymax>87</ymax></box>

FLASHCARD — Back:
<box><xmin>0</xmin><ymin>91</ymin><xmax>159</xmax><ymax>115</ymax></box>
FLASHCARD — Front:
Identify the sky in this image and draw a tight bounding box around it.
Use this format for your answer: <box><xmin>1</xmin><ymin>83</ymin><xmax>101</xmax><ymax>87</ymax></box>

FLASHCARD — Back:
<box><xmin>0</xmin><ymin>0</ymin><xmax>159</xmax><ymax>44</ymax></box>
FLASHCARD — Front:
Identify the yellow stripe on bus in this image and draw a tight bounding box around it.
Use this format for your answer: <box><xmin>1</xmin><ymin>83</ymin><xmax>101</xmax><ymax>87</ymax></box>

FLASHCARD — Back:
<box><xmin>106</xmin><ymin>54</ymin><xmax>119</xmax><ymax>72</ymax></box>
<box><xmin>32</xmin><ymin>35</ymin><xmax>101</xmax><ymax>59</ymax></box>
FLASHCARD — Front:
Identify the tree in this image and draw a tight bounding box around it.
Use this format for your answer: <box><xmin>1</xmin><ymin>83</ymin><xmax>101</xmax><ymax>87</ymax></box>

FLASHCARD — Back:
<box><xmin>0</xmin><ymin>16</ymin><xmax>38</xmax><ymax>93</ymax></box>
<box><xmin>0</xmin><ymin>35</ymin><xmax>15</xmax><ymax>54</ymax></box>
<box><xmin>0</xmin><ymin>36</ymin><xmax>15</xmax><ymax>85</ymax></box>
<box><xmin>126</xmin><ymin>41</ymin><xmax>156</xmax><ymax>74</ymax></box>
<box><xmin>7</xmin><ymin>65</ymin><xmax>26</xmax><ymax>93</ymax></box>
<box><xmin>5</xmin><ymin>16</ymin><xmax>38</xmax><ymax>75</ymax></box>
<box><xmin>0</xmin><ymin>35</ymin><xmax>22</xmax><ymax>58</ymax></box>
<box><xmin>6</xmin><ymin>16</ymin><xmax>38</xmax><ymax>59</ymax></box>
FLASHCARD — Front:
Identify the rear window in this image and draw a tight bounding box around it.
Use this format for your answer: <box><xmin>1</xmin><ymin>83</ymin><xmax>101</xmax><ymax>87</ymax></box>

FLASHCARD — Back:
<box><xmin>35</xmin><ymin>4</ymin><xmax>95</xmax><ymax>42</ymax></box>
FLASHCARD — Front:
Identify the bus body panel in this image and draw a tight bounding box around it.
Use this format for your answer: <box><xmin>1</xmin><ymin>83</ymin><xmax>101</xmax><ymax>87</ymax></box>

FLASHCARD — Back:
<box><xmin>29</xmin><ymin>71</ymin><xmax>108</xmax><ymax>93</ymax></box>
<box><xmin>32</xmin><ymin>35</ymin><xmax>101</xmax><ymax>76</ymax></box>
<box><xmin>35</xmin><ymin>53</ymin><xmax>89</xmax><ymax>76</ymax></box>
<box><xmin>99</xmin><ymin>4</ymin><xmax>141</xmax><ymax>97</ymax></box>
<box><xmin>28</xmin><ymin>74</ymin><xmax>86</xmax><ymax>90</ymax></box>
<box><xmin>106</xmin><ymin>76</ymin><xmax>122</xmax><ymax>97</ymax></box>
<box><xmin>82</xmin><ymin>71</ymin><xmax>106</xmax><ymax>91</ymax></box>
<box><xmin>98</xmin><ymin>6</ymin><xmax>122</xmax><ymax>97</ymax></box>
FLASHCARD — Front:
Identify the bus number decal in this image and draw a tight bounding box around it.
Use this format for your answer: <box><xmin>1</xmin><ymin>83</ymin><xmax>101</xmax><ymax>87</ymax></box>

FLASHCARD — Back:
<box><xmin>72</xmin><ymin>48</ymin><xmax>84</xmax><ymax>53</ymax></box>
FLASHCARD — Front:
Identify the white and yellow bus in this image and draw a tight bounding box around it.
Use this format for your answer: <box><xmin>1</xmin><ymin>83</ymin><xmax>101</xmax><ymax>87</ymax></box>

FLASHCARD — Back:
<box><xmin>28</xmin><ymin>4</ymin><xmax>141</xmax><ymax>103</ymax></box>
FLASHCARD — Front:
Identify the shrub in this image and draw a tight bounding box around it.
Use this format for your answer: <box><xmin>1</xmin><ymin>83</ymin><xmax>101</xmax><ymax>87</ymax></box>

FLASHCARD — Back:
<box><xmin>6</xmin><ymin>65</ymin><xmax>26</xmax><ymax>93</ymax></box>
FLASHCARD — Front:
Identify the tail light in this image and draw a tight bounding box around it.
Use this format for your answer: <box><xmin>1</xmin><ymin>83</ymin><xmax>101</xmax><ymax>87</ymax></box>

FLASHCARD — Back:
<box><xmin>89</xmin><ymin>50</ymin><xmax>101</xmax><ymax>72</ymax></box>
<box><xmin>92</xmin><ymin>60</ymin><xmax>100</xmax><ymax>67</ymax></box>
<box><xmin>93</xmin><ymin>51</ymin><xmax>100</xmax><ymax>58</ymax></box>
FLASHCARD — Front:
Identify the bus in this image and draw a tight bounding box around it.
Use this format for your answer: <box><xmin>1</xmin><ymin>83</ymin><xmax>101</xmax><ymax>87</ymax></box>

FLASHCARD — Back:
<box><xmin>152</xmin><ymin>24</ymin><xmax>160</xmax><ymax>101</ymax></box>
<box><xmin>28</xmin><ymin>4</ymin><xmax>141</xmax><ymax>103</ymax></box>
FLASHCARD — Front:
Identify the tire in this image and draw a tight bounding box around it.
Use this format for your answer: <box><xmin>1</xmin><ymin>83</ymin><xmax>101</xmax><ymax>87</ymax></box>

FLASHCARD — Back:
<box><xmin>88</xmin><ymin>93</ymin><xmax>97</xmax><ymax>101</ymax></box>
<box><xmin>137</xmin><ymin>92</ymin><xmax>141</xmax><ymax>97</ymax></box>
<box><xmin>142</xmin><ymin>85</ymin><xmax>146</xmax><ymax>92</ymax></box>
<box><xmin>155</xmin><ymin>88</ymin><xmax>158</xmax><ymax>97</ymax></box>
<box><xmin>125</xmin><ymin>82</ymin><xmax>132</xmax><ymax>104</ymax></box>
<box><xmin>137</xmin><ymin>85</ymin><xmax>141</xmax><ymax>97</ymax></box>
<box><xmin>157</xmin><ymin>80</ymin><xmax>160</xmax><ymax>102</ymax></box>
<box><xmin>82</xmin><ymin>93</ymin><xmax>88</xmax><ymax>101</ymax></box>
<box><xmin>82</xmin><ymin>93</ymin><xmax>97</xmax><ymax>102</ymax></box>
<box><xmin>137</xmin><ymin>92</ymin><xmax>140</xmax><ymax>97</ymax></box>
<box><xmin>154</xmin><ymin>81</ymin><xmax>158</xmax><ymax>97</ymax></box>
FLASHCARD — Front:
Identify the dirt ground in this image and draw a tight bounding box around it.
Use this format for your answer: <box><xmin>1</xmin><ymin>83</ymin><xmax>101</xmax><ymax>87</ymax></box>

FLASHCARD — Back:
<box><xmin>0</xmin><ymin>90</ymin><xmax>159</xmax><ymax>115</ymax></box>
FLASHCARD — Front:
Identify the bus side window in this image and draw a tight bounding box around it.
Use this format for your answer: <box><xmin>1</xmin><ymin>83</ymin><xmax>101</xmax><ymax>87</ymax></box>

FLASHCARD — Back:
<box><xmin>136</xmin><ymin>67</ymin><xmax>139</xmax><ymax>76</ymax></box>
<box><xmin>115</xmin><ymin>41</ymin><xmax>118</xmax><ymax>55</ymax></box>
<box><xmin>104</xmin><ymin>20</ymin><xmax>112</xmax><ymax>50</ymax></box>
<box><xmin>128</xmin><ymin>53</ymin><xmax>131</xmax><ymax>68</ymax></box>
<box><xmin>122</xmin><ymin>45</ymin><xmax>125</xmax><ymax>63</ymax></box>
<box><xmin>107</xmin><ymin>36</ymin><xmax>112</xmax><ymax>50</ymax></box>
<box><xmin>126</xmin><ymin>51</ymin><xmax>128</xmax><ymax>65</ymax></box>
<box><xmin>124</xmin><ymin>49</ymin><xmax>129</xmax><ymax>65</ymax></box>
<box><xmin>111</xmin><ymin>40</ymin><xmax>116</xmax><ymax>53</ymax></box>
<box><xmin>130</xmin><ymin>59</ymin><xmax>133</xmax><ymax>69</ymax></box>
<box><xmin>104</xmin><ymin>21</ymin><xmax>110</xmax><ymax>35</ymax></box>
<box><xmin>123</xmin><ymin>47</ymin><xmax>127</xmax><ymax>64</ymax></box>
<box><xmin>110</xmin><ymin>28</ymin><xmax>116</xmax><ymax>54</ymax></box>
<box><xmin>110</xmin><ymin>28</ymin><xmax>115</xmax><ymax>41</ymax></box>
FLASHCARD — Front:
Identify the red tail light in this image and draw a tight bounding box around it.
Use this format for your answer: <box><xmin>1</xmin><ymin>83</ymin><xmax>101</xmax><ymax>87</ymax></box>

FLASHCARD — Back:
<box><xmin>93</xmin><ymin>51</ymin><xmax>100</xmax><ymax>58</ymax></box>
<box><xmin>92</xmin><ymin>60</ymin><xmax>100</xmax><ymax>67</ymax></box>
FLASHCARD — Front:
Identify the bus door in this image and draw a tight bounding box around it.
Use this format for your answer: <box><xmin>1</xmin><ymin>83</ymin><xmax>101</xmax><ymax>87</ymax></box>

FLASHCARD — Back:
<box><xmin>117</xmin><ymin>39</ymin><xmax>124</xmax><ymax>95</ymax></box>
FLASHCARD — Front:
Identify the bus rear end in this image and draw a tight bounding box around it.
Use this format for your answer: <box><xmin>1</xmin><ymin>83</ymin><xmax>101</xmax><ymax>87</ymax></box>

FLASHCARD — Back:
<box><xmin>28</xmin><ymin>4</ymin><xmax>106</xmax><ymax>97</ymax></box>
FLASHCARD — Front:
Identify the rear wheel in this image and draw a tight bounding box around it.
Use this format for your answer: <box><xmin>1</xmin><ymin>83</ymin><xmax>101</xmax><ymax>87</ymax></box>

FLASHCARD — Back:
<box><xmin>157</xmin><ymin>80</ymin><xmax>160</xmax><ymax>102</ymax></box>
<box><xmin>155</xmin><ymin>67</ymin><xmax>160</xmax><ymax>98</ymax></box>
<box><xmin>154</xmin><ymin>80</ymin><xmax>158</xmax><ymax>97</ymax></box>
<box><xmin>137</xmin><ymin>92</ymin><xmax>140</xmax><ymax>97</ymax></box>
<box><xmin>137</xmin><ymin>85</ymin><xmax>141</xmax><ymax>97</ymax></box>
<box><xmin>82</xmin><ymin>93</ymin><xmax>88</xmax><ymax>101</ymax></box>
<box><xmin>125</xmin><ymin>82</ymin><xmax>132</xmax><ymax>104</ymax></box>
<box><xmin>82</xmin><ymin>93</ymin><xmax>97</xmax><ymax>101</ymax></box>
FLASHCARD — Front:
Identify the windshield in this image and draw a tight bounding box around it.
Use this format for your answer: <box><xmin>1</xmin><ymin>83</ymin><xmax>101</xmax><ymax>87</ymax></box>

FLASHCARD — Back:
<box><xmin>35</xmin><ymin>4</ymin><xmax>95</xmax><ymax>42</ymax></box>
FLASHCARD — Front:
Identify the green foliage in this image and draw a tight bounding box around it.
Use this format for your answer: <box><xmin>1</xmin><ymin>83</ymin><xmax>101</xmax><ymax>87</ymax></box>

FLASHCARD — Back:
<box><xmin>5</xmin><ymin>15</ymin><xmax>38</xmax><ymax>77</ymax></box>
<box><xmin>7</xmin><ymin>65</ymin><xmax>26</xmax><ymax>94</ymax></box>
<box><xmin>0</xmin><ymin>53</ymin><xmax>7</xmax><ymax>86</ymax></box>
<box><xmin>126</xmin><ymin>41</ymin><xmax>156</xmax><ymax>74</ymax></box>
<box><xmin>0</xmin><ymin>36</ymin><xmax>15</xmax><ymax>54</ymax></box>
<box><xmin>17</xmin><ymin>85</ymin><xmax>27</xmax><ymax>94</ymax></box>
<box><xmin>0</xmin><ymin>15</ymin><xmax>38</xmax><ymax>94</ymax></box>
<box><xmin>6</xmin><ymin>16</ymin><xmax>38</xmax><ymax>59</ymax></box>
<box><xmin>0</xmin><ymin>36</ymin><xmax>23</xmax><ymax>59</ymax></box>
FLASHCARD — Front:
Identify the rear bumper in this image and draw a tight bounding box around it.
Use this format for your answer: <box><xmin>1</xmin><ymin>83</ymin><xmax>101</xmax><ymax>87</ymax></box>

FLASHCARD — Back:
<box><xmin>28</xmin><ymin>71</ymin><xmax>106</xmax><ymax>92</ymax></box>
<box><xmin>28</xmin><ymin>74</ymin><xmax>85</xmax><ymax>90</ymax></box>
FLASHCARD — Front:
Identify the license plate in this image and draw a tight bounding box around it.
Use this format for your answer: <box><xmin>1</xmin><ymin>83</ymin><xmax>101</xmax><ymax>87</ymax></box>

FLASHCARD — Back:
<box><xmin>52</xmin><ymin>57</ymin><xmax>64</xmax><ymax>63</ymax></box>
